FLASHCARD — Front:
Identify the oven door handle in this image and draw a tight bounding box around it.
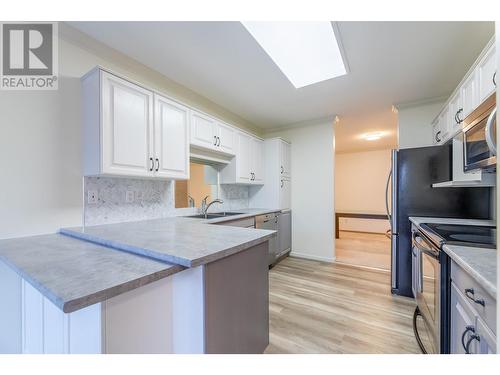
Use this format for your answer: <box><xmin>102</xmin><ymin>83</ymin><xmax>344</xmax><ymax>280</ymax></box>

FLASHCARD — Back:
<box><xmin>485</xmin><ymin>107</ymin><xmax>497</xmax><ymax>156</ymax></box>
<box><xmin>412</xmin><ymin>232</ymin><xmax>439</xmax><ymax>260</ymax></box>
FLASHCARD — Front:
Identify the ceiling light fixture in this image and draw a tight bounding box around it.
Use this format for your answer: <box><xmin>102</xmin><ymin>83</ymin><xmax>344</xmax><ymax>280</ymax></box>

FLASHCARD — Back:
<box><xmin>241</xmin><ymin>22</ymin><xmax>347</xmax><ymax>88</ymax></box>
<box><xmin>362</xmin><ymin>132</ymin><xmax>385</xmax><ymax>141</ymax></box>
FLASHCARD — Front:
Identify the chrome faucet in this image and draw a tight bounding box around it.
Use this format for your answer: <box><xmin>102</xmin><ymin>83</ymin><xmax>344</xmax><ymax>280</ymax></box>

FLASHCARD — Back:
<box><xmin>201</xmin><ymin>197</ymin><xmax>224</xmax><ymax>218</ymax></box>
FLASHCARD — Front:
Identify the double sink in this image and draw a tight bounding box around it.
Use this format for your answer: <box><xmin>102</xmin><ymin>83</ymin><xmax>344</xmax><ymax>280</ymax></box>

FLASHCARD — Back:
<box><xmin>187</xmin><ymin>212</ymin><xmax>244</xmax><ymax>220</ymax></box>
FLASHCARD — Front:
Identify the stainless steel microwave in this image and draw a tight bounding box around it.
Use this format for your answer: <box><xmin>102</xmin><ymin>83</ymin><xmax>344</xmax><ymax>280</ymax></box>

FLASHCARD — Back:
<box><xmin>462</xmin><ymin>93</ymin><xmax>496</xmax><ymax>172</ymax></box>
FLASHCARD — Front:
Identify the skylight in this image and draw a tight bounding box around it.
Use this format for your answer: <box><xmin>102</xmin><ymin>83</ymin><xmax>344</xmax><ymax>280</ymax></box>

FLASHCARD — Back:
<box><xmin>241</xmin><ymin>22</ymin><xmax>347</xmax><ymax>88</ymax></box>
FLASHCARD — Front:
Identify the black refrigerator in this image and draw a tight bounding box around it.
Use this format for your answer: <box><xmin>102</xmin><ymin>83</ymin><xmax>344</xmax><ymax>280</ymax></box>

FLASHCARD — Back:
<box><xmin>388</xmin><ymin>144</ymin><xmax>491</xmax><ymax>297</ymax></box>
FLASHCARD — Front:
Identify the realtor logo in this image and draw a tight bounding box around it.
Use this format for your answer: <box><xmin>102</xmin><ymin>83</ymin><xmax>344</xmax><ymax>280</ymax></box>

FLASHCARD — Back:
<box><xmin>1</xmin><ymin>22</ymin><xmax>58</xmax><ymax>90</ymax></box>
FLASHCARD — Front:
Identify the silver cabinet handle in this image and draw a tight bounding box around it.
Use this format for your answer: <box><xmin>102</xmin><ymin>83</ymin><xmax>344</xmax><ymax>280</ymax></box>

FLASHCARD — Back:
<box><xmin>281</xmin><ymin>179</ymin><xmax>284</xmax><ymax>188</ymax></box>
<box><xmin>149</xmin><ymin>157</ymin><xmax>154</xmax><ymax>171</ymax></box>
<box><xmin>213</xmin><ymin>135</ymin><xmax>217</xmax><ymax>146</ymax></box>
<box><xmin>493</xmin><ymin>71</ymin><xmax>496</xmax><ymax>87</ymax></box>
<box><xmin>464</xmin><ymin>288</ymin><xmax>485</xmax><ymax>306</ymax></box>
<box><xmin>155</xmin><ymin>158</ymin><xmax>159</xmax><ymax>172</ymax></box>
<box><xmin>485</xmin><ymin>107</ymin><xmax>496</xmax><ymax>156</ymax></box>
<box><xmin>281</xmin><ymin>166</ymin><xmax>284</xmax><ymax>174</ymax></box>
<box><xmin>217</xmin><ymin>136</ymin><xmax>221</xmax><ymax>147</ymax></box>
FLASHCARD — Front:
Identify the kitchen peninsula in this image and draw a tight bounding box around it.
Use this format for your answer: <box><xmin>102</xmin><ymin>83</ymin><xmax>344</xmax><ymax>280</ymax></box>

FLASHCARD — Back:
<box><xmin>0</xmin><ymin>217</ymin><xmax>275</xmax><ymax>354</ymax></box>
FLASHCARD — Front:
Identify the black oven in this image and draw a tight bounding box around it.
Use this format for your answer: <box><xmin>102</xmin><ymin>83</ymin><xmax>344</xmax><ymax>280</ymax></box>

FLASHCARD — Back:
<box><xmin>463</xmin><ymin>93</ymin><xmax>496</xmax><ymax>172</ymax></box>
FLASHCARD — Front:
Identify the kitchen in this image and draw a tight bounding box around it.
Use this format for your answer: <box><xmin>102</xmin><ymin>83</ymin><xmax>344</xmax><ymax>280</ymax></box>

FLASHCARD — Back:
<box><xmin>0</xmin><ymin>16</ymin><xmax>498</xmax><ymax>363</ymax></box>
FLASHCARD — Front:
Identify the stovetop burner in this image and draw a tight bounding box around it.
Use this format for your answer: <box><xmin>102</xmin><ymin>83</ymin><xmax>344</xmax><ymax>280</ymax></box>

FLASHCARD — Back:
<box><xmin>420</xmin><ymin>223</ymin><xmax>496</xmax><ymax>249</ymax></box>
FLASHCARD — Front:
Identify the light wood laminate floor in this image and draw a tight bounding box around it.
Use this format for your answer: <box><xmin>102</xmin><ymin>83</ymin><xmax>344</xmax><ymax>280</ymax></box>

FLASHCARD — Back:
<box><xmin>336</xmin><ymin>231</ymin><xmax>391</xmax><ymax>270</ymax></box>
<box><xmin>266</xmin><ymin>256</ymin><xmax>425</xmax><ymax>354</ymax></box>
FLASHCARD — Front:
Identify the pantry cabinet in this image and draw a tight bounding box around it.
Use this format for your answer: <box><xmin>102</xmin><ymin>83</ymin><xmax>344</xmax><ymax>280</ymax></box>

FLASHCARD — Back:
<box><xmin>249</xmin><ymin>138</ymin><xmax>292</xmax><ymax>210</ymax></box>
<box><xmin>82</xmin><ymin>68</ymin><xmax>189</xmax><ymax>180</ymax></box>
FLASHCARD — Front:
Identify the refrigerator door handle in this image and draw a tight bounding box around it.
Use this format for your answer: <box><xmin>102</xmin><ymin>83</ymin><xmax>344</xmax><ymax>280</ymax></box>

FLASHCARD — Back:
<box><xmin>385</xmin><ymin>169</ymin><xmax>392</xmax><ymax>232</ymax></box>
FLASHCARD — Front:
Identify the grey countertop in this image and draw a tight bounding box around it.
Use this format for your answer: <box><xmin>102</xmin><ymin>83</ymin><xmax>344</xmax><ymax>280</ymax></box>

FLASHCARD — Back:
<box><xmin>409</xmin><ymin>216</ymin><xmax>496</xmax><ymax>297</ymax></box>
<box><xmin>0</xmin><ymin>234</ymin><xmax>184</xmax><ymax>313</ymax></box>
<box><xmin>61</xmin><ymin>215</ymin><xmax>276</xmax><ymax>267</ymax></box>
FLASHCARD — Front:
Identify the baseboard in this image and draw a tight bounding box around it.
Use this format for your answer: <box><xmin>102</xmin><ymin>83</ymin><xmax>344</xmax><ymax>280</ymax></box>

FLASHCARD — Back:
<box><xmin>290</xmin><ymin>251</ymin><xmax>336</xmax><ymax>263</ymax></box>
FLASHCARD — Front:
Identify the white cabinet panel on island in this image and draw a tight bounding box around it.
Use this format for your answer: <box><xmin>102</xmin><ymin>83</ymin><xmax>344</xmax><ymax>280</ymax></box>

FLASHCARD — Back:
<box><xmin>82</xmin><ymin>68</ymin><xmax>190</xmax><ymax>180</ymax></box>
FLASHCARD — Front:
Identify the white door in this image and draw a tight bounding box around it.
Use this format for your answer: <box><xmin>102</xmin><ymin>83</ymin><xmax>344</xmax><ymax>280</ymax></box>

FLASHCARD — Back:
<box><xmin>190</xmin><ymin>111</ymin><xmax>217</xmax><ymax>150</ymax></box>
<box><xmin>279</xmin><ymin>178</ymin><xmax>291</xmax><ymax>210</ymax></box>
<box><xmin>236</xmin><ymin>132</ymin><xmax>252</xmax><ymax>183</ymax></box>
<box><xmin>448</xmin><ymin>91</ymin><xmax>463</xmax><ymax>135</ymax></box>
<box><xmin>101</xmin><ymin>71</ymin><xmax>153</xmax><ymax>177</ymax></box>
<box><xmin>251</xmin><ymin>138</ymin><xmax>264</xmax><ymax>184</ymax></box>
<box><xmin>460</xmin><ymin>71</ymin><xmax>479</xmax><ymax>119</ymax></box>
<box><xmin>216</xmin><ymin>123</ymin><xmax>235</xmax><ymax>155</ymax></box>
<box><xmin>280</xmin><ymin>141</ymin><xmax>291</xmax><ymax>178</ymax></box>
<box><xmin>477</xmin><ymin>44</ymin><xmax>496</xmax><ymax>103</ymax></box>
<box><xmin>154</xmin><ymin>94</ymin><xmax>190</xmax><ymax>179</ymax></box>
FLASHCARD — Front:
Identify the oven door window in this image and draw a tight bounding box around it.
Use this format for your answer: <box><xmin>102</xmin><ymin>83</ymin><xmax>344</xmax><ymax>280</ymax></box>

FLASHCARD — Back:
<box><xmin>465</xmin><ymin>117</ymin><xmax>494</xmax><ymax>165</ymax></box>
<box><xmin>421</xmin><ymin>252</ymin><xmax>438</xmax><ymax>322</ymax></box>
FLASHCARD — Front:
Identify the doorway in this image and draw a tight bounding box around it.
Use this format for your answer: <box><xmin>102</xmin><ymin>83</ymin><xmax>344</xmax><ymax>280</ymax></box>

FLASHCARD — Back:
<box><xmin>334</xmin><ymin>108</ymin><xmax>398</xmax><ymax>271</ymax></box>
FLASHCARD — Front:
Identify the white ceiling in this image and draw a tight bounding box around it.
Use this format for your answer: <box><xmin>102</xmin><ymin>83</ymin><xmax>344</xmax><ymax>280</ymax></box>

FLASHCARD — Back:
<box><xmin>335</xmin><ymin>108</ymin><xmax>398</xmax><ymax>154</ymax></box>
<box><xmin>68</xmin><ymin>21</ymin><xmax>494</xmax><ymax>129</ymax></box>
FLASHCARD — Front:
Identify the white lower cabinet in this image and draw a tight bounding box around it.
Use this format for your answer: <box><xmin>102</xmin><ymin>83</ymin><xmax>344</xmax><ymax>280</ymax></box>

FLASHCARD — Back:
<box><xmin>450</xmin><ymin>261</ymin><xmax>496</xmax><ymax>354</ymax></box>
<box><xmin>82</xmin><ymin>68</ymin><xmax>189</xmax><ymax>180</ymax></box>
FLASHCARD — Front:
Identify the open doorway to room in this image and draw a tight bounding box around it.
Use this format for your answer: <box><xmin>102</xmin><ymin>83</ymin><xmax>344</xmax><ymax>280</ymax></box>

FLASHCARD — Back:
<box><xmin>334</xmin><ymin>107</ymin><xmax>398</xmax><ymax>271</ymax></box>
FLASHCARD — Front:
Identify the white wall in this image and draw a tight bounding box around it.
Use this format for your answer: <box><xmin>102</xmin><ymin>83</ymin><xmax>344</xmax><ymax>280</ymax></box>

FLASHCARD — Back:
<box><xmin>266</xmin><ymin>118</ymin><xmax>335</xmax><ymax>262</ymax></box>
<box><xmin>335</xmin><ymin>149</ymin><xmax>391</xmax><ymax>234</ymax></box>
<box><xmin>0</xmin><ymin>23</ymin><xmax>260</xmax><ymax>239</ymax></box>
<box><xmin>397</xmin><ymin>100</ymin><xmax>446</xmax><ymax>149</ymax></box>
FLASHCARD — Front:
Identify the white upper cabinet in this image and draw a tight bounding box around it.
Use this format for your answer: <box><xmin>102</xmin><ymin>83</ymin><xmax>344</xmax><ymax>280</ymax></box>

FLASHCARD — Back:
<box><xmin>82</xmin><ymin>68</ymin><xmax>189</xmax><ymax>180</ymax></box>
<box><xmin>280</xmin><ymin>140</ymin><xmax>291</xmax><ymax>178</ymax></box>
<box><xmin>460</xmin><ymin>70</ymin><xmax>479</xmax><ymax>119</ymax></box>
<box><xmin>154</xmin><ymin>94</ymin><xmax>190</xmax><ymax>179</ymax></box>
<box><xmin>220</xmin><ymin>131</ymin><xmax>265</xmax><ymax>185</ymax></box>
<box><xmin>448</xmin><ymin>91</ymin><xmax>463</xmax><ymax>135</ymax></box>
<box><xmin>251</xmin><ymin>138</ymin><xmax>264</xmax><ymax>183</ymax></box>
<box><xmin>431</xmin><ymin>38</ymin><xmax>496</xmax><ymax>145</ymax></box>
<box><xmin>191</xmin><ymin>111</ymin><xmax>218</xmax><ymax>150</ymax></box>
<box><xmin>190</xmin><ymin>111</ymin><xmax>236</xmax><ymax>156</ymax></box>
<box><xmin>216</xmin><ymin>122</ymin><xmax>235</xmax><ymax>155</ymax></box>
<box><xmin>477</xmin><ymin>43</ymin><xmax>496</xmax><ymax>103</ymax></box>
<box><xmin>99</xmin><ymin>71</ymin><xmax>154</xmax><ymax>178</ymax></box>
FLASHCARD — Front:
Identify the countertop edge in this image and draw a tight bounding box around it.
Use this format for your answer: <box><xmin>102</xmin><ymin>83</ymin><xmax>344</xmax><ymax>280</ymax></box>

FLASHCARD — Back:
<box><xmin>442</xmin><ymin>244</ymin><xmax>497</xmax><ymax>298</ymax></box>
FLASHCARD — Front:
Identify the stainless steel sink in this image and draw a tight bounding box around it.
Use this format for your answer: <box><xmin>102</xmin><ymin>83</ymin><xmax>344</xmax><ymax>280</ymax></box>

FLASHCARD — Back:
<box><xmin>187</xmin><ymin>212</ymin><xmax>244</xmax><ymax>219</ymax></box>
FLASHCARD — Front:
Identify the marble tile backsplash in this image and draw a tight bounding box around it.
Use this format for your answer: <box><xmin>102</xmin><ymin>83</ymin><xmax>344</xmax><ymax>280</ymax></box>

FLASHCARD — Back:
<box><xmin>84</xmin><ymin>177</ymin><xmax>250</xmax><ymax>225</ymax></box>
<box><xmin>84</xmin><ymin>177</ymin><xmax>175</xmax><ymax>226</ymax></box>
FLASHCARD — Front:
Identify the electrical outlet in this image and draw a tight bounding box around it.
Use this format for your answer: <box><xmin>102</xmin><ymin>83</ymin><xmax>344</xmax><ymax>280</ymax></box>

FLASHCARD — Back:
<box><xmin>87</xmin><ymin>190</ymin><xmax>98</xmax><ymax>204</ymax></box>
<box><xmin>135</xmin><ymin>190</ymin><xmax>144</xmax><ymax>201</ymax></box>
<box><xmin>125</xmin><ymin>190</ymin><xmax>134</xmax><ymax>203</ymax></box>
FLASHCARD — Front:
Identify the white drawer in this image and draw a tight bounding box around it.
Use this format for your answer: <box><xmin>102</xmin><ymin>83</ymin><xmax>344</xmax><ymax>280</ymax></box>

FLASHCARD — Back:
<box><xmin>451</xmin><ymin>261</ymin><xmax>496</xmax><ymax>334</ymax></box>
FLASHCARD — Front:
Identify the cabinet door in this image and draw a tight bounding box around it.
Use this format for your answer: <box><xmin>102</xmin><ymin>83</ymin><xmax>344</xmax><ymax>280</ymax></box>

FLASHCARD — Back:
<box><xmin>432</xmin><ymin>120</ymin><xmax>441</xmax><ymax>145</ymax></box>
<box><xmin>439</xmin><ymin>106</ymin><xmax>450</xmax><ymax>141</ymax></box>
<box><xmin>236</xmin><ymin>132</ymin><xmax>252</xmax><ymax>183</ymax></box>
<box><xmin>216</xmin><ymin>123</ymin><xmax>235</xmax><ymax>155</ymax></box>
<box><xmin>154</xmin><ymin>94</ymin><xmax>190</xmax><ymax>179</ymax></box>
<box><xmin>477</xmin><ymin>44</ymin><xmax>496</xmax><ymax>103</ymax></box>
<box><xmin>448</xmin><ymin>91</ymin><xmax>463</xmax><ymax>135</ymax></box>
<box><xmin>279</xmin><ymin>178</ymin><xmax>291</xmax><ymax>210</ymax></box>
<box><xmin>460</xmin><ymin>71</ymin><xmax>479</xmax><ymax>119</ymax></box>
<box><xmin>190</xmin><ymin>111</ymin><xmax>217</xmax><ymax>150</ymax></box>
<box><xmin>251</xmin><ymin>138</ymin><xmax>264</xmax><ymax>184</ymax></box>
<box><xmin>450</xmin><ymin>282</ymin><xmax>478</xmax><ymax>354</ymax></box>
<box><xmin>101</xmin><ymin>71</ymin><xmax>154</xmax><ymax>177</ymax></box>
<box><xmin>476</xmin><ymin>317</ymin><xmax>497</xmax><ymax>354</ymax></box>
<box><xmin>280</xmin><ymin>141</ymin><xmax>291</xmax><ymax>178</ymax></box>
